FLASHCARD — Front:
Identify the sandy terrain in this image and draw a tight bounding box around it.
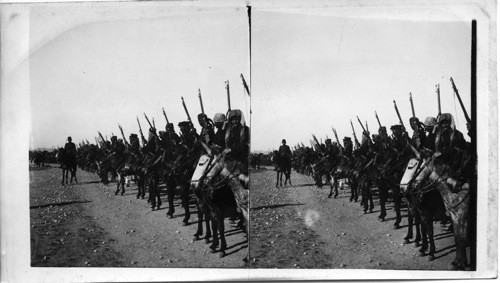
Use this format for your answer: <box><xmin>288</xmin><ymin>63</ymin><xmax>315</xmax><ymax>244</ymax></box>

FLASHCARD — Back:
<box><xmin>249</xmin><ymin>167</ymin><xmax>465</xmax><ymax>270</ymax></box>
<box><xmin>30</xmin><ymin>164</ymin><xmax>248</xmax><ymax>268</ymax></box>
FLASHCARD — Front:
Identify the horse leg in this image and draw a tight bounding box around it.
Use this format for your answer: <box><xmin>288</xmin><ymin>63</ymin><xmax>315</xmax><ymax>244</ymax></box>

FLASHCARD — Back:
<box><xmin>368</xmin><ymin>183</ymin><xmax>374</xmax><ymax>213</ymax></box>
<box><xmin>378</xmin><ymin>182</ymin><xmax>387</xmax><ymax>221</ymax></box>
<box><xmin>166</xmin><ymin>179</ymin><xmax>175</xmax><ymax>218</ymax></box>
<box><xmin>155</xmin><ymin>178</ymin><xmax>161</xmax><ymax>209</ymax></box>
<box><xmin>451</xmin><ymin>214</ymin><xmax>468</xmax><ymax>270</ymax></box>
<box><xmin>203</xmin><ymin>205</ymin><xmax>212</xmax><ymax>243</ymax></box>
<box><xmin>115</xmin><ymin>173</ymin><xmax>121</xmax><ymax>195</ymax></box>
<box><xmin>61</xmin><ymin>169</ymin><xmax>65</xmax><ymax>185</ymax></box>
<box><xmin>193</xmin><ymin>200</ymin><xmax>204</xmax><ymax>241</ymax></box>
<box><xmin>209</xmin><ymin>215</ymin><xmax>219</xmax><ymax>253</ymax></box>
<box><xmin>404</xmin><ymin>208</ymin><xmax>414</xmax><ymax>244</ymax></box>
<box><xmin>73</xmin><ymin>168</ymin><xmax>78</xmax><ymax>183</ymax></box>
<box><xmin>276</xmin><ymin>171</ymin><xmax>279</xmax><ymax>188</ymax></box>
<box><xmin>149</xmin><ymin>178</ymin><xmax>156</xmax><ymax>210</ymax></box>
<box><xmin>328</xmin><ymin>176</ymin><xmax>334</xmax><ymax>198</ymax></box>
<box><xmin>427</xmin><ymin>218</ymin><xmax>436</xmax><ymax>261</ymax></box>
<box><xmin>414</xmin><ymin>209</ymin><xmax>422</xmax><ymax>247</ymax></box>
<box><xmin>181</xmin><ymin>183</ymin><xmax>190</xmax><ymax>226</ymax></box>
<box><xmin>120</xmin><ymin>174</ymin><xmax>126</xmax><ymax>195</ymax></box>
<box><xmin>393</xmin><ymin>185</ymin><xmax>402</xmax><ymax>229</ymax></box>
<box><xmin>217</xmin><ymin>209</ymin><xmax>227</xmax><ymax>258</ymax></box>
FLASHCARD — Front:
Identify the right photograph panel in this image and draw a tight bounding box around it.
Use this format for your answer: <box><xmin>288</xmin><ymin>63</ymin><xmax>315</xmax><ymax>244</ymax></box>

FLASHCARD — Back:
<box><xmin>249</xmin><ymin>11</ymin><xmax>475</xmax><ymax>271</ymax></box>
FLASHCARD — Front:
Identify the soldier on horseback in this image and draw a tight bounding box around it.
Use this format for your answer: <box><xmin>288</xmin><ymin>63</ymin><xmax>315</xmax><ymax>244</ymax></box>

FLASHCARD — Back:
<box><xmin>213</xmin><ymin>113</ymin><xmax>226</xmax><ymax>148</ymax></box>
<box><xmin>64</xmin><ymin>136</ymin><xmax>77</xmax><ymax>167</ymax></box>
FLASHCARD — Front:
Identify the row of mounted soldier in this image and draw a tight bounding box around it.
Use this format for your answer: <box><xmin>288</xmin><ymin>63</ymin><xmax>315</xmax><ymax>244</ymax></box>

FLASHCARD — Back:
<box><xmin>288</xmin><ymin>77</ymin><xmax>472</xmax><ymax>270</ymax></box>
<box><xmin>53</xmin><ymin>75</ymin><xmax>251</xmax><ymax>259</ymax></box>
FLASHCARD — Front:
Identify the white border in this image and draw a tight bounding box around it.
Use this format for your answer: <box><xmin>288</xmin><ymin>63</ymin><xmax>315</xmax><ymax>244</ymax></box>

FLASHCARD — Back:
<box><xmin>0</xmin><ymin>0</ymin><xmax>496</xmax><ymax>281</ymax></box>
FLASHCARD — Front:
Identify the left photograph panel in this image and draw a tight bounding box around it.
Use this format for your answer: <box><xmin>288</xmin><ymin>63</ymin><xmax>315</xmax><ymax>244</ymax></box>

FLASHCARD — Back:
<box><xmin>28</xmin><ymin>3</ymin><xmax>250</xmax><ymax>268</ymax></box>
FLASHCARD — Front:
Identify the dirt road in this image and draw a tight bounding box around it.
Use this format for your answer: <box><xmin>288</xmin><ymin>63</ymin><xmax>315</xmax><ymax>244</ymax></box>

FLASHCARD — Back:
<box><xmin>30</xmin><ymin>164</ymin><xmax>248</xmax><ymax>268</ymax></box>
<box><xmin>249</xmin><ymin>167</ymin><xmax>461</xmax><ymax>270</ymax></box>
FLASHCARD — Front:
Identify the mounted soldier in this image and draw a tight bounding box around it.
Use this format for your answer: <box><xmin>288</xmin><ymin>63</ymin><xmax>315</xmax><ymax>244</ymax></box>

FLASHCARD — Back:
<box><xmin>224</xmin><ymin>109</ymin><xmax>250</xmax><ymax>170</ymax></box>
<box><xmin>198</xmin><ymin>113</ymin><xmax>215</xmax><ymax>146</ymax></box>
<box><xmin>213</xmin><ymin>113</ymin><xmax>226</xmax><ymax>149</ymax></box>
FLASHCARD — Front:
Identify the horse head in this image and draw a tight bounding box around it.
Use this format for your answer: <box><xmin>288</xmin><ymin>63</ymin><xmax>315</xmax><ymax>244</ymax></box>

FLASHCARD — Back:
<box><xmin>400</xmin><ymin>157</ymin><xmax>432</xmax><ymax>195</ymax></box>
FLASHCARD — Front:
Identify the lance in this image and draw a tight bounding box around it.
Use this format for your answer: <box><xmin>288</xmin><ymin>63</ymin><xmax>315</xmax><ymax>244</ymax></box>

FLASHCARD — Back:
<box><xmin>436</xmin><ymin>84</ymin><xmax>441</xmax><ymax>116</ymax></box>
<box><xmin>393</xmin><ymin>100</ymin><xmax>405</xmax><ymax>130</ymax></box>
<box><xmin>95</xmin><ymin>137</ymin><xmax>100</xmax><ymax>148</ymax></box>
<box><xmin>225</xmin><ymin>81</ymin><xmax>231</xmax><ymax>112</ymax></box>
<box><xmin>98</xmin><ymin>131</ymin><xmax>109</xmax><ymax>149</ymax></box>
<box><xmin>350</xmin><ymin>119</ymin><xmax>360</xmax><ymax>147</ymax></box>
<box><xmin>450</xmin><ymin>77</ymin><xmax>471</xmax><ymax>124</ymax></box>
<box><xmin>332</xmin><ymin>127</ymin><xmax>344</xmax><ymax>151</ymax></box>
<box><xmin>312</xmin><ymin>134</ymin><xmax>320</xmax><ymax>147</ymax></box>
<box><xmin>198</xmin><ymin>88</ymin><xmax>205</xmax><ymax>115</ymax></box>
<box><xmin>144</xmin><ymin>113</ymin><xmax>154</xmax><ymax>129</ymax></box>
<box><xmin>375</xmin><ymin>111</ymin><xmax>382</xmax><ymax>128</ymax></box>
<box><xmin>137</xmin><ymin>117</ymin><xmax>146</xmax><ymax>144</ymax></box>
<box><xmin>409</xmin><ymin>92</ymin><xmax>416</xmax><ymax>118</ymax></box>
<box><xmin>241</xmin><ymin>74</ymin><xmax>250</xmax><ymax>96</ymax></box>
<box><xmin>181</xmin><ymin>97</ymin><xmax>193</xmax><ymax>125</ymax></box>
<box><xmin>162</xmin><ymin>107</ymin><xmax>170</xmax><ymax>124</ymax></box>
<box><xmin>118</xmin><ymin>124</ymin><xmax>129</xmax><ymax>146</ymax></box>
<box><xmin>357</xmin><ymin>116</ymin><xmax>372</xmax><ymax>143</ymax></box>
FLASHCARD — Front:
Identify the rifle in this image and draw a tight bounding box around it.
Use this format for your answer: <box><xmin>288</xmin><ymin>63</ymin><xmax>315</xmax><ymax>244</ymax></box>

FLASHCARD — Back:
<box><xmin>312</xmin><ymin>134</ymin><xmax>320</xmax><ymax>148</ymax></box>
<box><xmin>375</xmin><ymin>111</ymin><xmax>382</xmax><ymax>128</ymax></box>
<box><xmin>162</xmin><ymin>107</ymin><xmax>170</xmax><ymax>124</ymax></box>
<box><xmin>436</xmin><ymin>84</ymin><xmax>441</xmax><ymax>116</ymax></box>
<box><xmin>144</xmin><ymin>113</ymin><xmax>154</xmax><ymax>129</ymax></box>
<box><xmin>198</xmin><ymin>88</ymin><xmax>205</xmax><ymax>115</ymax></box>
<box><xmin>332</xmin><ymin>127</ymin><xmax>344</xmax><ymax>153</ymax></box>
<box><xmin>240</xmin><ymin>74</ymin><xmax>250</xmax><ymax>96</ymax></box>
<box><xmin>98</xmin><ymin>131</ymin><xmax>109</xmax><ymax>149</ymax></box>
<box><xmin>450</xmin><ymin>77</ymin><xmax>471</xmax><ymax>124</ymax></box>
<box><xmin>350</xmin><ymin>119</ymin><xmax>360</xmax><ymax>148</ymax></box>
<box><xmin>393</xmin><ymin>100</ymin><xmax>406</xmax><ymax>130</ymax></box>
<box><xmin>392</xmin><ymin>102</ymin><xmax>421</xmax><ymax>159</ymax></box>
<box><xmin>118</xmin><ymin>124</ymin><xmax>129</xmax><ymax>146</ymax></box>
<box><xmin>357</xmin><ymin>116</ymin><xmax>373</xmax><ymax>144</ymax></box>
<box><xmin>95</xmin><ymin>137</ymin><xmax>100</xmax><ymax>148</ymax></box>
<box><xmin>225</xmin><ymin>81</ymin><xmax>231</xmax><ymax>112</ymax></box>
<box><xmin>181</xmin><ymin>97</ymin><xmax>193</xmax><ymax>125</ymax></box>
<box><xmin>137</xmin><ymin>117</ymin><xmax>146</xmax><ymax>145</ymax></box>
<box><xmin>409</xmin><ymin>92</ymin><xmax>416</xmax><ymax>118</ymax></box>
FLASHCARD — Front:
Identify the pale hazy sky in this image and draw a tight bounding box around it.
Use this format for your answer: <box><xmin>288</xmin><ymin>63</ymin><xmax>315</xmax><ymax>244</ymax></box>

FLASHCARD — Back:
<box><xmin>252</xmin><ymin>11</ymin><xmax>471</xmax><ymax>152</ymax></box>
<box><xmin>29</xmin><ymin>4</ymin><xmax>250</xmax><ymax>149</ymax></box>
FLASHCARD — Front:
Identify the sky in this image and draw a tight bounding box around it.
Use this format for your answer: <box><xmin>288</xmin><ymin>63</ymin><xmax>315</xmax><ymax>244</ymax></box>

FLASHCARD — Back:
<box><xmin>29</xmin><ymin>4</ymin><xmax>250</xmax><ymax>149</ymax></box>
<box><xmin>252</xmin><ymin>11</ymin><xmax>472</xmax><ymax>152</ymax></box>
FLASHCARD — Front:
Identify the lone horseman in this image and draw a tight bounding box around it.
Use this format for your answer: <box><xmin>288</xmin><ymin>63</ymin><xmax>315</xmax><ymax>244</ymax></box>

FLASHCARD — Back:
<box><xmin>64</xmin><ymin>136</ymin><xmax>77</xmax><ymax>168</ymax></box>
<box><xmin>276</xmin><ymin>139</ymin><xmax>292</xmax><ymax>187</ymax></box>
<box><xmin>62</xmin><ymin>136</ymin><xmax>78</xmax><ymax>184</ymax></box>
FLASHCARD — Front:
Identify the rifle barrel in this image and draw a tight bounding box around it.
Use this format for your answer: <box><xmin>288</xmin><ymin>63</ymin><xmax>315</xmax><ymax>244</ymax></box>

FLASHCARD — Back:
<box><xmin>198</xmin><ymin>89</ymin><xmax>205</xmax><ymax>115</ymax></box>
<box><xmin>226</xmin><ymin>81</ymin><xmax>231</xmax><ymax>112</ymax></box>
<box><xmin>409</xmin><ymin>92</ymin><xmax>416</xmax><ymax>118</ymax></box>
<box><xmin>450</xmin><ymin>77</ymin><xmax>471</xmax><ymax>123</ymax></box>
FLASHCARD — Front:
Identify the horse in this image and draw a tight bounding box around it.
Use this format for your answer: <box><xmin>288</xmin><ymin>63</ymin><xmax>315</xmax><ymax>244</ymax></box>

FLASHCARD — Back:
<box><xmin>272</xmin><ymin>150</ymin><xmax>292</xmax><ymax>188</ymax></box>
<box><xmin>56</xmin><ymin>148</ymin><xmax>77</xmax><ymax>185</ymax></box>
<box><xmin>190</xmin><ymin>145</ymin><xmax>249</xmax><ymax>258</ymax></box>
<box><xmin>400</xmin><ymin>157</ymin><xmax>463</xmax><ymax>266</ymax></box>
<box><xmin>401</xmin><ymin>155</ymin><xmax>471</xmax><ymax>270</ymax></box>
